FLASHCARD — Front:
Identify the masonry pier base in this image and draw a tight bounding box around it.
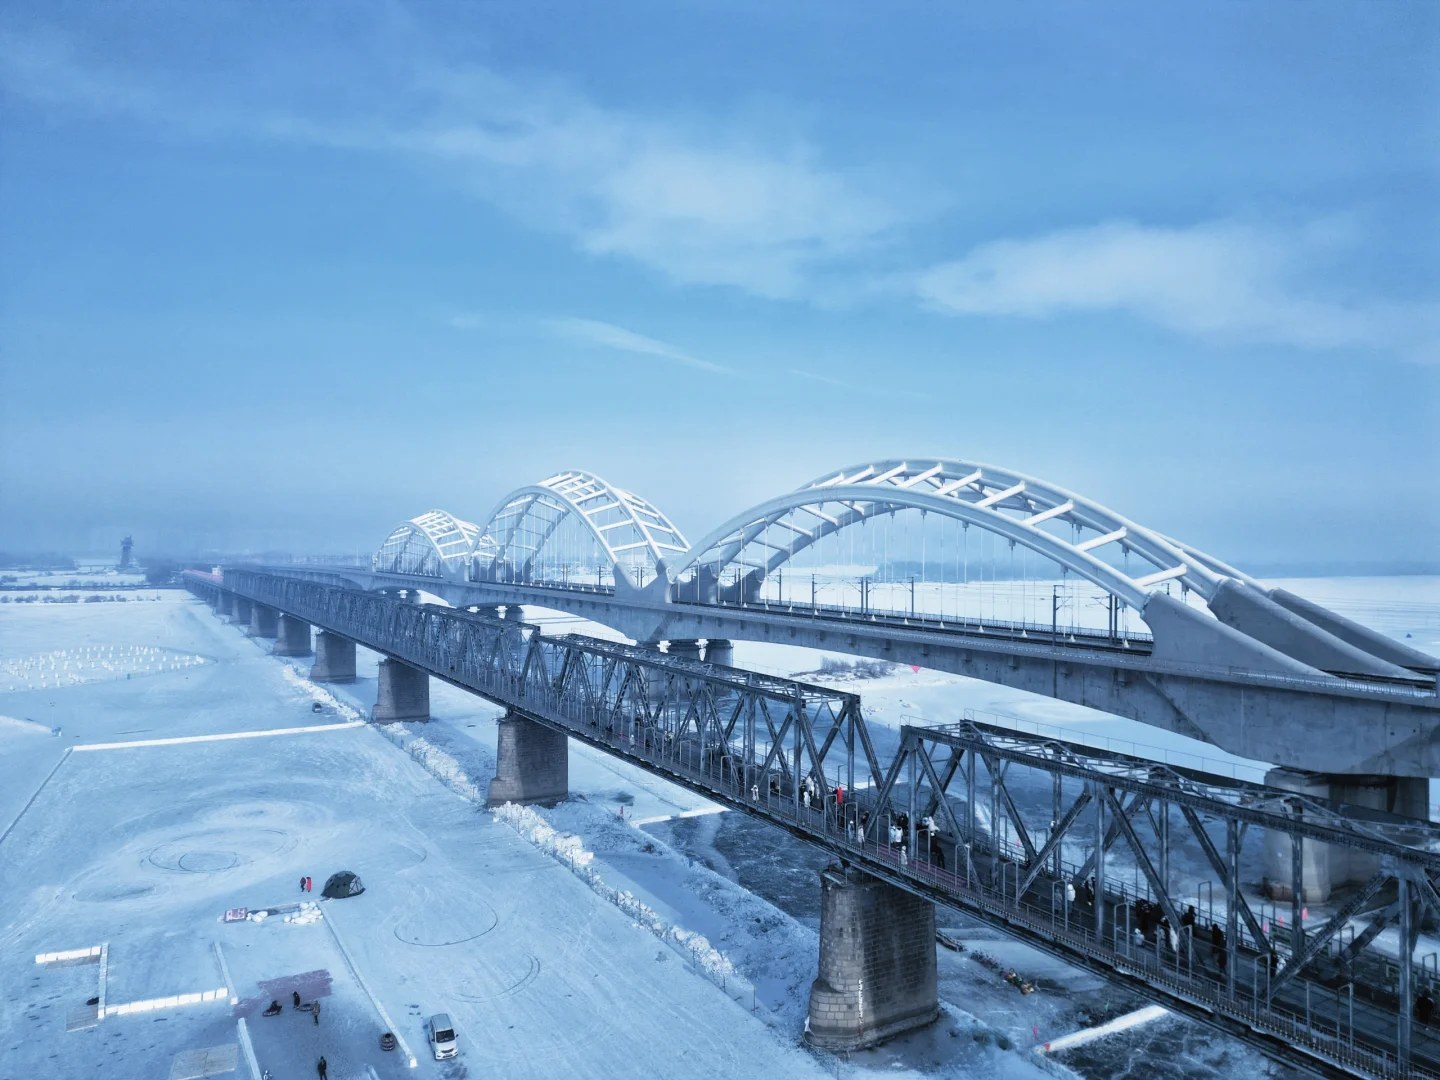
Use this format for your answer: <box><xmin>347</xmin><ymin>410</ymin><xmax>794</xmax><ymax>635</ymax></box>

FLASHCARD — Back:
<box><xmin>310</xmin><ymin>632</ymin><xmax>357</xmax><ymax>683</ymax></box>
<box><xmin>248</xmin><ymin>603</ymin><xmax>278</xmax><ymax>639</ymax></box>
<box><xmin>231</xmin><ymin>596</ymin><xmax>253</xmax><ymax>626</ymax></box>
<box><xmin>216</xmin><ymin>591</ymin><xmax>234</xmax><ymax>618</ymax></box>
<box><xmin>487</xmin><ymin>710</ymin><xmax>569</xmax><ymax>807</ymax></box>
<box><xmin>806</xmin><ymin>864</ymin><xmax>938</xmax><ymax>1050</ymax></box>
<box><xmin>272</xmin><ymin>614</ymin><xmax>312</xmax><ymax>657</ymax></box>
<box><xmin>703</xmin><ymin>638</ymin><xmax>734</xmax><ymax>667</ymax></box>
<box><xmin>1263</xmin><ymin>768</ymin><xmax>1431</xmax><ymax>902</ymax></box>
<box><xmin>666</xmin><ymin>639</ymin><xmax>702</xmax><ymax>663</ymax></box>
<box><xmin>372</xmin><ymin>658</ymin><xmax>430</xmax><ymax>722</ymax></box>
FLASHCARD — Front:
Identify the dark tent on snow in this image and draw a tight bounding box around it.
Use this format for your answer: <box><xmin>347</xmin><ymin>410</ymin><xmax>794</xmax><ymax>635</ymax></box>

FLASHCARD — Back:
<box><xmin>322</xmin><ymin>871</ymin><xmax>365</xmax><ymax>899</ymax></box>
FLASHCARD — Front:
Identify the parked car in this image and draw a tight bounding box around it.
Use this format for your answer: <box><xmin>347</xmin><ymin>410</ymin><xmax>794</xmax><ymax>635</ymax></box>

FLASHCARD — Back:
<box><xmin>427</xmin><ymin>1013</ymin><xmax>458</xmax><ymax>1060</ymax></box>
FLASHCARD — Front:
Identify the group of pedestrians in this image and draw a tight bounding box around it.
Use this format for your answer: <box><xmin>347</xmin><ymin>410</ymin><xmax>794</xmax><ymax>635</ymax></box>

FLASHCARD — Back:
<box><xmin>299</xmin><ymin>875</ymin><xmax>313</xmax><ymax>893</ymax></box>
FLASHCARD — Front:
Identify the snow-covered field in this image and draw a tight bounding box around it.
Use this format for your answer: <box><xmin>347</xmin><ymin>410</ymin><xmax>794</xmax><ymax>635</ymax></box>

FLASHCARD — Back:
<box><xmin>1</xmin><ymin>577</ymin><xmax>1434</xmax><ymax>1079</ymax></box>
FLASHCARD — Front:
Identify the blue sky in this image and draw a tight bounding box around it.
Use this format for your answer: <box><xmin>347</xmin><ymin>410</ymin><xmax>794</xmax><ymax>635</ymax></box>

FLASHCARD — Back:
<box><xmin>1</xmin><ymin>2</ymin><xmax>1436</xmax><ymax>566</ymax></box>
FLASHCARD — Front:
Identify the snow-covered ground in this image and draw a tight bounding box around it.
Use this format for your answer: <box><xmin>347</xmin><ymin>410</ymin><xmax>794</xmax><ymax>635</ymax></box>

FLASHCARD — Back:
<box><xmin>2</xmin><ymin>576</ymin><xmax>1434</xmax><ymax>1079</ymax></box>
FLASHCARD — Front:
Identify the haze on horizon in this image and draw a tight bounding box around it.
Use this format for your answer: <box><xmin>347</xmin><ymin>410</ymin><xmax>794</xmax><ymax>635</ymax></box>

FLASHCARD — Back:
<box><xmin>1</xmin><ymin>3</ymin><xmax>1436</xmax><ymax>571</ymax></box>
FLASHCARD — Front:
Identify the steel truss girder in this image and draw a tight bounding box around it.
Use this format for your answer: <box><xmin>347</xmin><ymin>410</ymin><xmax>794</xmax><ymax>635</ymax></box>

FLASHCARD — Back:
<box><xmin>199</xmin><ymin>572</ymin><xmax>1440</xmax><ymax>1080</ymax></box>
<box><xmin>868</xmin><ymin>720</ymin><xmax>1440</xmax><ymax>1074</ymax></box>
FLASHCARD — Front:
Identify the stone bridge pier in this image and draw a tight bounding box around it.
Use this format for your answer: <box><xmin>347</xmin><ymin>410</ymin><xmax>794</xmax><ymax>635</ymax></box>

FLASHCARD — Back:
<box><xmin>666</xmin><ymin>639</ymin><xmax>702</xmax><ymax>662</ymax></box>
<box><xmin>487</xmin><ymin>709</ymin><xmax>569</xmax><ymax>807</ymax></box>
<box><xmin>807</xmin><ymin>865</ymin><xmax>938</xmax><ymax>1050</ymax></box>
<box><xmin>310</xmin><ymin>631</ymin><xmax>357</xmax><ymax>682</ymax></box>
<box><xmin>216</xmin><ymin>590</ymin><xmax>234</xmax><ymax>618</ymax></box>
<box><xmin>272</xmin><ymin>614</ymin><xmax>312</xmax><ymax>657</ymax></box>
<box><xmin>248</xmin><ymin>603</ymin><xmax>278</xmax><ymax>639</ymax></box>
<box><xmin>372</xmin><ymin>658</ymin><xmax>430</xmax><ymax>722</ymax></box>
<box><xmin>231</xmin><ymin>595</ymin><xmax>253</xmax><ymax>626</ymax></box>
<box><xmin>703</xmin><ymin>638</ymin><xmax>733</xmax><ymax>667</ymax></box>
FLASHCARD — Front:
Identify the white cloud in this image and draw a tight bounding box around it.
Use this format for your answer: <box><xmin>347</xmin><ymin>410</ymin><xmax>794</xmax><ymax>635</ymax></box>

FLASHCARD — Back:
<box><xmin>0</xmin><ymin>26</ymin><xmax>905</xmax><ymax>300</ymax></box>
<box><xmin>916</xmin><ymin>219</ymin><xmax>1439</xmax><ymax>362</ymax></box>
<box><xmin>549</xmin><ymin>317</ymin><xmax>732</xmax><ymax>375</ymax></box>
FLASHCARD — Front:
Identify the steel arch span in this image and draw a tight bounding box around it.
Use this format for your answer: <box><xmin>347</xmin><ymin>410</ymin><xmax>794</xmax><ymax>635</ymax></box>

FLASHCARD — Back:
<box><xmin>472</xmin><ymin>470</ymin><xmax>689</xmax><ymax>593</ymax></box>
<box><xmin>674</xmin><ymin>458</ymin><xmax>1226</xmax><ymax>608</ymax></box>
<box><xmin>374</xmin><ymin>509</ymin><xmax>485</xmax><ymax>579</ymax></box>
<box><xmin>671</xmin><ymin>458</ymin><xmax>1424</xmax><ymax>679</ymax></box>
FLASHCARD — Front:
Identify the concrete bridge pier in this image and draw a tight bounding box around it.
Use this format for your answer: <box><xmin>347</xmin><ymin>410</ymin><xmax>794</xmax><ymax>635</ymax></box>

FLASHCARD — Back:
<box><xmin>248</xmin><ymin>603</ymin><xmax>279</xmax><ymax>639</ymax></box>
<box><xmin>310</xmin><ymin>631</ymin><xmax>357</xmax><ymax>682</ymax></box>
<box><xmin>272</xmin><ymin>614</ymin><xmax>312</xmax><ymax>657</ymax></box>
<box><xmin>503</xmin><ymin>603</ymin><xmax>525</xmax><ymax>621</ymax></box>
<box><xmin>372</xmin><ymin>658</ymin><xmax>430</xmax><ymax>722</ymax></box>
<box><xmin>806</xmin><ymin>864</ymin><xmax>938</xmax><ymax>1050</ymax></box>
<box><xmin>666</xmin><ymin>639</ymin><xmax>702</xmax><ymax>663</ymax></box>
<box><xmin>216</xmin><ymin>591</ymin><xmax>234</xmax><ymax>618</ymax></box>
<box><xmin>486</xmin><ymin>709</ymin><xmax>569</xmax><ymax>807</ymax></box>
<box><xmin>703</xmin><ymin>638</ymin><xmax>734</xmax><ymax>667</ymax></box>
<box><xmin>231</xmin><ymin>595</ymin><xmax>253</xmax><ymax>626</ymax></box>
<box><xmin>1263</xmin><ymin>769</ymin><xmax>1432</xmax><ymax>901</ymax></box>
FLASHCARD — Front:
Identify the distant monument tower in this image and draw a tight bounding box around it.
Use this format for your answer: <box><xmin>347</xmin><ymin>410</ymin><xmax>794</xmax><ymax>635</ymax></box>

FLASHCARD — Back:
<box><xmin>120</xmin><ymin>535</ymin><xmax>134</xmax><ymax>570</ymax></box>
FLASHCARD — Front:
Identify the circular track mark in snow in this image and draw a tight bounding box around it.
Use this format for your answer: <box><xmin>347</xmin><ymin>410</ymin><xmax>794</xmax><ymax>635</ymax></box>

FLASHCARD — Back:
<box><xmin>178</xmin><ymin>850</ymin><xmax>240</xmax><ymax>872</ymax></box>
<box><xmin>452</xmin><ymin>954</ymin><xmax>541</xmax><ymax>1001</ymax></box>
<box><xmin>393</xmin><ymin>903</ymin><xmax>499</xmax><ymax>947</ymax></box>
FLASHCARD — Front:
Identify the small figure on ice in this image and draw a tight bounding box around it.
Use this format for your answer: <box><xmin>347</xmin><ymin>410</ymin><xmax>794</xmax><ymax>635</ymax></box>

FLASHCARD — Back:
<box><xmin>316</xmin><ymin>1056</ymin><xmax>328</xmax><ymax>1079</ymax></box>
<box><xmin>292</xmin><ymin>990</ymin><xmax>302</xmax><ymax>1009</ymax></box>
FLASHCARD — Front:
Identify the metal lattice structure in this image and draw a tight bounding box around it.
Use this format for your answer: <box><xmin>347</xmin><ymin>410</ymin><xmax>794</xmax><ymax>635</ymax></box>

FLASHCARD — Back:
<box><xmin>472</xmin><ymin>470</ymin><xmax>689</xmax><ymax>590</ymax></box>
<box><xmin>191</xmin><ymin>569</ymin><xmax>1440</xmax><ymax>1078</ymax></box>
<box><xmin>373</xmin><ymin>510</ymin><xmax>484</xmax><ymax>578</ymax></box>
<box><xmin>675</xmin><ymin>458</ymin><xmax>1235</xmax><ymax>610</ymax></box>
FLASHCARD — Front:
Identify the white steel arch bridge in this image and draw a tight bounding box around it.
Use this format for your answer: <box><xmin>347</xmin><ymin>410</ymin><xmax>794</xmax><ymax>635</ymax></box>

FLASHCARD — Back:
<box><xmin>252</xmin><ymin>458</ymin><xmax>1437</xmax><ymax>777</ymax></box>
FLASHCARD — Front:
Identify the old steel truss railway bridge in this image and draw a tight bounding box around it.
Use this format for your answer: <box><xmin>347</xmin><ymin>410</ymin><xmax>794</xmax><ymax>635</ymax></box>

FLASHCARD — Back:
<box><xmin>188</xmin><ymin>566</ymin><xmax>1440</xmax><ymax>1079</ymax></box>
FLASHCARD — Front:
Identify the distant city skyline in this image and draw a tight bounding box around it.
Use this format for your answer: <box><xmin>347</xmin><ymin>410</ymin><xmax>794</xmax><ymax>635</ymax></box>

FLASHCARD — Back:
<box><xmin>2</xmin><ymin>3</ymin><xmax>1436</xmax><ymax>568</ymax></box>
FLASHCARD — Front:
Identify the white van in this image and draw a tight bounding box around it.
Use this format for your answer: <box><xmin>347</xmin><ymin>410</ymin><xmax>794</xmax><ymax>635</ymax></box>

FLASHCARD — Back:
<box><xmin>427</xmin><ymin>1013</ymin><xmax>458</xmax><ymax>1060</ymax></box>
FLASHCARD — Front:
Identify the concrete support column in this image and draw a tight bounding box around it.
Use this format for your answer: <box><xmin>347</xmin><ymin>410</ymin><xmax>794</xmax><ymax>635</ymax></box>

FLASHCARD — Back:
<box><xmin>272</xmin><ymin>614</ymin><xmax>312</xmax><ymax>657</ymax></box>
<box><xmin>807</xmin><ymin>865</ymin><xmax>938</xmax><ymax>1050</ymax></box>
<box><xmin>216</xmin><ymin>591</ymin><xmax>234</xmax><ymax>617</ymax></box>
<box><xmin>666</xmin><ymin>639</ymin><xmax>702</xmax><ymax>663</ymax></box>
<box><xmin>1263</xmin><ymin>770</ymin><xmax>1432</xmax><ymax>900</ymax></box>
<box><xmin>372</xmin><ymin>658</ymin><xmax>430</xmax><ymax>723</ymax></box>
<box><xmin>232</xmin><ymin>596</ymin><xmax>253</xmax><ymax>626</ymax></box>
<box><xmin>310</xmin><ymin>632</ymin><xmax>357</xmax><ymax>683</ymax></box>
<box><xmin>703</xmin><ymin>638</ymin><xmax>734</xmax><ymax>667</ymax></box>
<box><xmin>486</xmin><ymin>709</ymin><xmax>569</xmax><ymax>807</ymax></box>
<box><xmin>248</xmin><ymin>603</ymin><xmax>279</xmax><ymax>639</ymax></box>
<box><xmin>1261</xmin><ymin>769</ymin><xmax>1333</xmax><ymax>903</ymax></box>
<box><xmin>503</xmin><ymin>603</ymin><xmax>525</xmax><ymax>621</ymax></box>
<box><xmin>631</xmin><ymin>640</ymin><xmax>663</xmax><ymax>702</ymax></box>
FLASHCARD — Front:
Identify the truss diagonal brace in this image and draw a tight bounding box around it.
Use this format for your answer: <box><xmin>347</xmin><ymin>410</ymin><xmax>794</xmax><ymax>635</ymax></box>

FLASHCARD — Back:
<box><xmin>1267</xmin><ymin>872</ymin><xmax>1389</xmax><ymax>997</ymax></box>
<box><xmin>987</xmin><ymin>755</ymin><xmax>1039</xmax><ymax>866</ymax></box>
<box><xmin>1103</xmin><ymin>788</ymin><xmax>1185</xmax><ymax>935</ymax></box>
<box><xmin>1179</xmin><ymin>805</ymin><xmax>1272</xmax><ymax>958</ymax></box>
<box><xmin>1017</xmin><ymin>791</ymin><xmax>1092</xmax><ymax>897</ymax></box>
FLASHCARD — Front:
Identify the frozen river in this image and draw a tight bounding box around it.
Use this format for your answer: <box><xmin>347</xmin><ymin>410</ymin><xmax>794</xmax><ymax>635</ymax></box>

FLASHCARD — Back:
<box><xmin>1</xmin><ymin>576</ymin><xmax>1435</xmax><ymax>1078</ymax></box>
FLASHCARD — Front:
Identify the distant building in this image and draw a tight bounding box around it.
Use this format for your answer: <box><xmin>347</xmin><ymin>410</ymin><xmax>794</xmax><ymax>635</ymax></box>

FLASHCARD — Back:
<box><xmin>120</xmin><ymin>536</ymin><xmax>134</xmax><ymax>570</ymax></box>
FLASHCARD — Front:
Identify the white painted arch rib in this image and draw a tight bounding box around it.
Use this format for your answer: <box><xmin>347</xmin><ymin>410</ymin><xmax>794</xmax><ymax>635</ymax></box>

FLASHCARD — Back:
<box><xmin>373</xmin><ymin>509</ymin><xmax>481</xmax><ymax>579</ymax></box>
<box><xmin>675</xmin><ymin>458</ymin><xmax>1230</xmax><ymax>609</ymax></box>
<box><xmin>473</xmin><ymin>470</ymin><xmax>689</xmax><ymax>589</ymax></box>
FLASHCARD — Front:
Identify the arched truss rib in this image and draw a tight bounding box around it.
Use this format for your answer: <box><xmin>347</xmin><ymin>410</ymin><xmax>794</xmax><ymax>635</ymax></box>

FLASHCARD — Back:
<box><xmin>473</xmin><ymin>470</ymin><xmax>689</xmax><ymax>590</ymax></box>
<box><xmin>674</xmin><ymin>459</ymin><xmax>1230</xmax><ymax>611</ymax></box>
<box><xmin>374</xmin><ymin>509</ymin><xmax>484</xmax><ymax>579</ymax></box>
